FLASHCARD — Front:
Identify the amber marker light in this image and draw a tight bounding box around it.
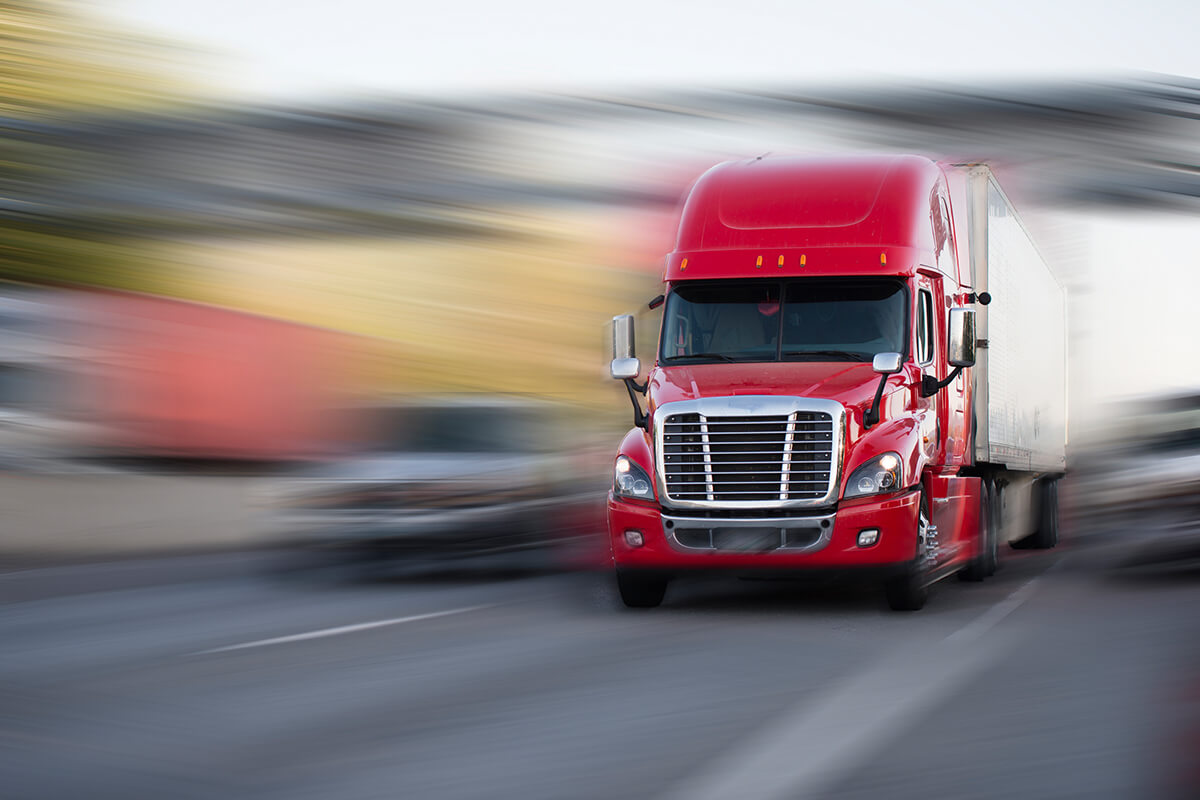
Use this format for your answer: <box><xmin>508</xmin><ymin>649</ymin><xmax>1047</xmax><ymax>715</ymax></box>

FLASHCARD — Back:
<box><xmin>777</xmin><ymin>256</ymin><xmax>785</xmax><ymax>268</ymax></box>
<box><xmin>880</xmin><ymin>252</ymin><xmax>887</xmax><ymax>265</ymax></box>
<box><xmin>800</xmin><ymin>254</ymin><xmax>806</xmax><ymax>267</ymax></box>
<box><xmin>680</xmin><ymin>258</ymin><xmax>688</xmax><ymax>270</ymax></box>
<box><xmin>755</xmin><ymin>255</ymin><xmax>763</xmax><ymax>268</ymax></box>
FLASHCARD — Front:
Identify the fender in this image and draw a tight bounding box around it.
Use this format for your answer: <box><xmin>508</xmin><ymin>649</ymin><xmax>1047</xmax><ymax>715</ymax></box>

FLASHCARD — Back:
<box><xmin>841</xmin><ymin>412</ymin><xmax>931</xmax><ymax>496</ymax></box>
<box><xmin>616</xmin><ymin>427</ymin><xmax>654</xmax><ymax>473</ymax></box>
<box><xmin>613</xmin><ymin>427</ymin><xmax>658</xmax><ymax>504</ymax></box>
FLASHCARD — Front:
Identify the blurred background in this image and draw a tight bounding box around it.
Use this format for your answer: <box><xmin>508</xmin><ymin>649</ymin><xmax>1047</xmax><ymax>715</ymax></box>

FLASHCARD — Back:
<box><xmin>2</xmin><ymin>1</ymin><xmax>1200</xmax><ymax>798</ymax></box>
<box><xmin>1</xmin><ymin>0</ymin><xmax>1198</xmax><ymax>555</ymax></box>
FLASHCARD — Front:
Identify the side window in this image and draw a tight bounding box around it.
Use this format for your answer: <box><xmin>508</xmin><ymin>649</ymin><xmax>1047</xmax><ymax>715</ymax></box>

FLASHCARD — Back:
<box><xmin>916</xmin><ymin>290</ymin><xmax>934</xmax><ymax>365</ymax></box>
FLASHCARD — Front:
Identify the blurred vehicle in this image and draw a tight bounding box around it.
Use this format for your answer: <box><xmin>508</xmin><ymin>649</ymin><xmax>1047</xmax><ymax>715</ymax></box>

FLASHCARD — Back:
<box><xmin>1069</xmin><ymin>394</ymin><xmax>1200</xmax><ymax>570</ymax></box>
<box><xmin>65</xmin><ymin>290</ymin><xmax>353</xmax><ymax>462</ymax></box>
<box><xmin>605</xmin><ymin>155</ymin><xmax>1068</xmax><ymax>610</ymax></box>
<box><xmin>271</xmin><ymin>397</ymin><xmax>605</xmax><ymax>570</ymax></box>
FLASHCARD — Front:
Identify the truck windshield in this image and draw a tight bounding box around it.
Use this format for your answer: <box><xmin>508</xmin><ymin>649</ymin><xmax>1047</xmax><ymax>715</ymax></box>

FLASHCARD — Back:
<box><xmin>660</xmin><ymin>279</ymin><xmax>907</xmax><ymax>364</ymax></box>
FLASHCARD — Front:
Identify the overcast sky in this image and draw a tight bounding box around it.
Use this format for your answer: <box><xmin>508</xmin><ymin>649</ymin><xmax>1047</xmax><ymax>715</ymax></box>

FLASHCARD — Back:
<box><xmin>107</xmin><ymin>0</ymin><xmax>1200</xmax><ymax>99</ymax></box>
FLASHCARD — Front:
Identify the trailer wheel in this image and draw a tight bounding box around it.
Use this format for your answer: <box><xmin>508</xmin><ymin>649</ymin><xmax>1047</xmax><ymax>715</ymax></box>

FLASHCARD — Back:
<box><xmin>989</xmin><ymin>482</ymin><xmax>1003</xmax><ymax>573</ymax></box>
<box><xmin>615</xmin><ymin>570</ymin><xmax>668</xmax><ymax>608</ymax></box>
<box><xmin>960</xmin><ymin>479</ymin><xmax>998</xmax><ymax>582</ymax></box>
<box><xmin>885</xmin><ymin>493</ymin><xmax>932</xmax><ymax>611</ymax></box>
<box><xmin>1014</xmin><ymin>478</ymin><xmax>1059</xmax><ymax>550</ymax></box>
<box><xmin>1034</xmin><ymin>479</ymin><xmax>1060</xmax><ymax>549</ymax></box>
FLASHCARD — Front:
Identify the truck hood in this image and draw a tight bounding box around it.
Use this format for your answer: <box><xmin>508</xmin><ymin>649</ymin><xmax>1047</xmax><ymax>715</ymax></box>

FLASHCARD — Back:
<box><xmin>649</xmin><ymin>362</ymin><xmax>882</xmax><ymax>413</ymax></box>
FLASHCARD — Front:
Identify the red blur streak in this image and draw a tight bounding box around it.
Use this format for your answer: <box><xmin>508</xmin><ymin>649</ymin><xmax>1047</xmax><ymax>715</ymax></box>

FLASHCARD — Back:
<box><xmin>69</xmin><ymin>291</ymin><xmax>355</xmax><ymax>460</ymax></box>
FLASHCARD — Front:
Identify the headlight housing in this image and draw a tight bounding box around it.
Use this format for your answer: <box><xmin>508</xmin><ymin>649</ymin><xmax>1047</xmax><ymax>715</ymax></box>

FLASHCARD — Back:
<box><xmin>614</xmin><ymin>455</ymin><xmax>655</xmax><ymax>501</ymax></box>
<box><xmin>844</xmin><ymin>452</ymin><xmax>903</xmax><ymax>499</ymax></box>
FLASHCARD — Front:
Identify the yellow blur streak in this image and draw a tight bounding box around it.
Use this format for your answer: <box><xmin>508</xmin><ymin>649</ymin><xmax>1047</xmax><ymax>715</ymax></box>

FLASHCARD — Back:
<box><xmin>162</xmin><ymin>209</ymin><xmax>659</xmax><ymax>411</ymax></box>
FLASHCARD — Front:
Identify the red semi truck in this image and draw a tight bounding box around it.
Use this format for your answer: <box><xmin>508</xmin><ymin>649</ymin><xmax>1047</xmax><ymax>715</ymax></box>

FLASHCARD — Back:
<box><xmin>606</xmin><ymin>155</ymin><xmax>1067</xmax><ymax>610</ymax></box>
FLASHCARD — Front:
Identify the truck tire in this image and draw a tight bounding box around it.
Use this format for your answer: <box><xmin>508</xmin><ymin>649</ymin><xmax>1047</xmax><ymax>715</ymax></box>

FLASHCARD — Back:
<box><xmin>615</xmin><ymin>570</ymin><xmax>668</xmax><ymax>608</ymax></box>
<box><xmin>989</xmin><ymin>482</ymin><xmax>1003</xmax><ymax>573</ymax></box>
<box><xmin>1014</xmin><ymin>478</ymin><xmax>1059</xmax><ymax>550</ymax></box>
<box><xmin>960</xmin><ymin>479</ymin><xmax>998</xmax><ymax>582</ymax></box>
<box><xmin>1035</xmin><ymin>479</ymin><xmax>1060</xmax><ymax>549</ymax></box>
<box><xmin>885</xmin><ymin>493</ymin><xmax>932</xmax><ymax>611</ymax></box>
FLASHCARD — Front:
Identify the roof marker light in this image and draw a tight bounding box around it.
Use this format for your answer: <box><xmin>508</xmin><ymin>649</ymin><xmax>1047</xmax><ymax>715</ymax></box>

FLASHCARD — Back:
<box><xmin>800</xmin><ymin>254</ymin><xmax>806</xmax><ymax>267</ymax></box>
<box><xmin>755</xmin><ymin>256</ymin><xmax>763</xmax><ymax>268</ymax></box>
<box><xmin>680</xmin><ymin>258</ymin><xmax>687</xmax><ymax>270</ymax></box>
<box><xmin>880</xmin><ymin>252</ymin><xmax>887</xmax><ymax>265</ymax></box>
<box><xmin>777</xmin><ymin>256</ymin><xmax>785</xmax><ymax>268</ymax></box>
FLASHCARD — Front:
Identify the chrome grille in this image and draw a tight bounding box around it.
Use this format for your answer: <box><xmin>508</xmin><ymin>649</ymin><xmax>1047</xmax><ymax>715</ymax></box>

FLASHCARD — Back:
<box><xmin>655</xmin><ymin>397</ymin><xmax>843</xmax><ymax>509</ymax></box>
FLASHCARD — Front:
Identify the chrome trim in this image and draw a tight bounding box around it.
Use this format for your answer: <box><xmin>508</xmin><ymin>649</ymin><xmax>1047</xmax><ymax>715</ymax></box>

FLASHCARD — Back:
<box><xmin>872</xmin><ymin>352</ymin><xmax>903</xmax><ymax>373</ymax></box>
<box><xmin>661</xmin><ymin>512</ymin><xmax>836</xmax><ymax>554</ymax></box>
<box><xmin>610</xmin><ymin>357</ymin><xmax>640</xmax><ymax>380</ymax></box>
<box><xmin>654</xmin><ymin>396</ymin><xmax>845</xmax><ymax>510</ymax></box>
<box><xmin>699</xmin><ymin>416</ymin><xmax>714</xmax><ymax>501</ymax></box>
<box><xmin>780</xmin><ymin>412</ymin><xmax>797</xmax><ymax>500</ymax></box>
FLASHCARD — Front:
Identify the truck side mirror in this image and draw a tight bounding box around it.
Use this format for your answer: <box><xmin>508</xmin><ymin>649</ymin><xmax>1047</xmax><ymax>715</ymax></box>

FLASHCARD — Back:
<box><xmin>610</xmin><ymin>314</ymin><xmax>641</xmax><ymax>380</ymax></box>
<box><xmin>948</xmin><ymin>308</ymin><xmax>977</xmax><ymax>367</ymax></box>
<box><xmin>865</xmin><ymin>352</ymin><xmax>903</xmax><ymax>429</ymax></box>
<box><xmin>872</xmin><ymin>352</ymin><xmax>903</xmax><ymax>374</ymax></box>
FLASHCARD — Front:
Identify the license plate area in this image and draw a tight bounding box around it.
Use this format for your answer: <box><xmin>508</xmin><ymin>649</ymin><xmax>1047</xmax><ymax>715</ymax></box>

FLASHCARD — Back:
<box><xmin>711</xmin><ymin>527</ymin><xmax>783</xmax><ymax>552</ymax></box>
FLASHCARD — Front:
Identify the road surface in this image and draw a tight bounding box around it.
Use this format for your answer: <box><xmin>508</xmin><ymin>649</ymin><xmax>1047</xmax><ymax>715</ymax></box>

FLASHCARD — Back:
<box><xmin>2</xmin><ymin>547</ymin><xmax>1197</xmax><ymax>799</ymax></box>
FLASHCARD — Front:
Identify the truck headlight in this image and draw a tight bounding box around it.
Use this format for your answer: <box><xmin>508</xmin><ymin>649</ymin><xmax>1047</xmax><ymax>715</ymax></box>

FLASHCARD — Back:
<box><xmin>614</xmin><ymin>455</ymin><xmax>655</xmax><ymax>501</ymax></box>
<box><xmin>844</xmin><ymin>452</ymin><xmax>903</xmax><ymax>499</ymax></box>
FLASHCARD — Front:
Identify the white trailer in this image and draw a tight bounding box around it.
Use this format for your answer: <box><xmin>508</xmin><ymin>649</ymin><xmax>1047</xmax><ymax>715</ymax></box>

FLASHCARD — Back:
<box><xmin>948</xmin><ymin>164</ymin><xmax>1069</xmax><ymax>546</ymax></box>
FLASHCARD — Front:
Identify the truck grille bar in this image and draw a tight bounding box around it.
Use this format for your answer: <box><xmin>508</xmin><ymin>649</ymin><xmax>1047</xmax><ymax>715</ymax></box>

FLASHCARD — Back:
<box><xmin>655</xmin><ymin>397</ymin><xmax>844</xmax><ymax>510</ymax></box>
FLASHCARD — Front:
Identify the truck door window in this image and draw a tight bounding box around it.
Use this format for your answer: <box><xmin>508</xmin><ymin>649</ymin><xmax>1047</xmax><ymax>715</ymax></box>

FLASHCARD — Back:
<box><xmin>916</xmin><ymin>289</ymin><xmax>934</xmax><ymax>365</ymax></box>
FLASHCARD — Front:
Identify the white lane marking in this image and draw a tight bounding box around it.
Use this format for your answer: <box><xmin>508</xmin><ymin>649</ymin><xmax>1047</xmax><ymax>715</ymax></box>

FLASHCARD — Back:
<box><xmin>192</xmin><ymin>605</ymin><xmax>492</xmax><ymax>655</ymax></box>
<box><xmin>657</xmin><ymin>578</ymin><xmax>1042</xmax><ymax>800</ymax></box>
<box><xmin>945</xmin><ymin>576</ymin><xmax>1041</xmax><ymax>645</ymax></box>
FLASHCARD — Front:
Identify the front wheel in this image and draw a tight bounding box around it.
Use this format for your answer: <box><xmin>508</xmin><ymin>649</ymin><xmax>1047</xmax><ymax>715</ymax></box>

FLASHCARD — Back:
<box><xmin>615</xmin><ymin>570</ymin><xmax>668</xmax><ymax>608</ymax></box>
<box><xmin>960</xmin><ymin>479</ymin><xmax>998</xmax><ymax>582</ymax></box>
<box><xmin>885</xmin><ymin>493</ymin><xmax>932</xmax><ymax>611</ymax></box>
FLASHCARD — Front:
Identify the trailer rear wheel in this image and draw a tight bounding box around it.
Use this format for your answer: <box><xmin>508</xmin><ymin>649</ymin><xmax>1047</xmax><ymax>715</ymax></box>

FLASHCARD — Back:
<box><xmin>885</xmin><ymin>493</ymin><xmax>932</xmax><ymax>611</ymax></box>
<box><xmin>1014</xmin><ymin>478</ymin><xmax>1059</xmax><ymax>550</ymax></box>
<box><xmin>615</xmin><ymin>570</ymin><xmax>668</xmax><ymax>608</ymax></box>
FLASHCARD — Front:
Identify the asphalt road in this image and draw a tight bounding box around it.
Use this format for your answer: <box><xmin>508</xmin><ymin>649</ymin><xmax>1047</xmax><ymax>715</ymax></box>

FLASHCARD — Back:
<box><xmin>2</xmin><ymin>547</ymin><xmax>1198</xmax><ymax>800</ymax></box>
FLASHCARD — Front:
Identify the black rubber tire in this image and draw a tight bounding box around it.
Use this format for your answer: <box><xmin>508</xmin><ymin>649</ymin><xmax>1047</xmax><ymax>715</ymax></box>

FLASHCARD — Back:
<box><xmin>885</xmin><ymin>493</ymin><xmax>931</xmax><ymax>611</ymax></box>
<box><xmin>960</xmin><ymin>479</ymin><xmax>998</xmax><ymax>582</ymax></box>
<box><xmin>1019</xmin><ymin>479</ymin><xmax>1059</xmax><ymax>550</ymax></box>
<box><xmin>1042</xmin><ymin>479</ymin><xmax>1060</xmax><ymax>549</ymax></box>
<box><xmin>985</xmin><ymin>481</ymin><xmax>1001</xmax><ymax>575</ymax></box>
<box><xmin>615</xmin><ymin>570</ymin><xmax>668</xmax><ymax>608</ymax></box>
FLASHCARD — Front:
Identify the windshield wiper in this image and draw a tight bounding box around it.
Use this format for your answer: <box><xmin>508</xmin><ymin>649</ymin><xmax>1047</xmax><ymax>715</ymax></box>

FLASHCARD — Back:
<box><xmin>664</xmin><ymin>352</ymin><xmax>740</xmax><ymax>362</ymax></box>
<box><xmin>782</xmin><ymin>350</ymin><xmax>871</xmax><ymax>362</ymax></box>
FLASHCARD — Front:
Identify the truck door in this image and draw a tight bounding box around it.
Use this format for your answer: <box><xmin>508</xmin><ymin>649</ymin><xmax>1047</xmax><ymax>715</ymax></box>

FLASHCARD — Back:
<box><xmin>920</xmin><ymin>270</ymin><xmax>975</xmax><ymax>561</ymax></box>
<box><xmin>913</xmin><ymin>274</ymin><xmax>940</xmax><ymax>466</ymax></box>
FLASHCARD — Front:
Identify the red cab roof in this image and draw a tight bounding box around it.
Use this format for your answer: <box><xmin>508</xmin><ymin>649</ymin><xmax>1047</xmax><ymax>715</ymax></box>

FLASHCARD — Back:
<box><xmin>665</xmin><ymin>154</ymin><xmax>953</xmax><ymax>282</ymax></box>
